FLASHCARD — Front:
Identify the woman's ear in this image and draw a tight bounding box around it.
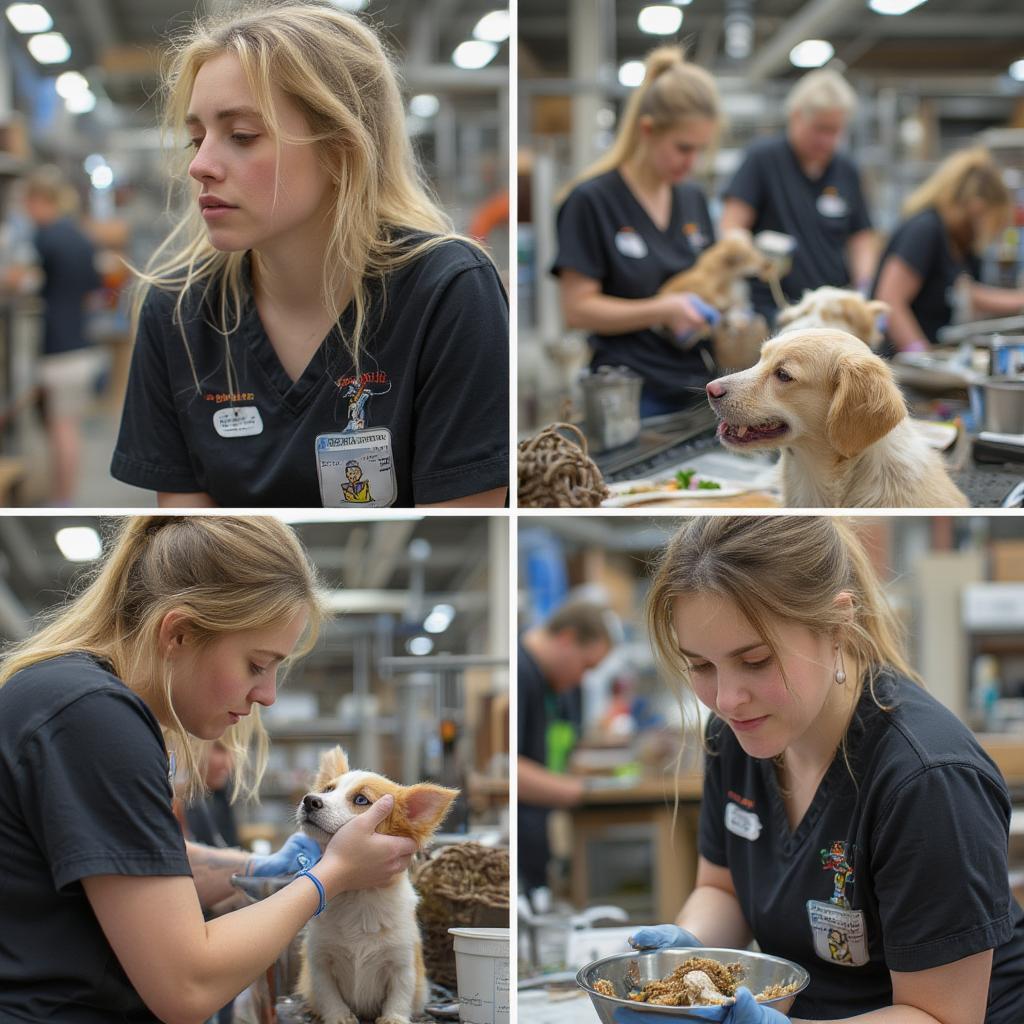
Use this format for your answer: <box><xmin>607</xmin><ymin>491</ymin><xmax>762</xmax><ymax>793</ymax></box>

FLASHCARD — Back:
<box><xmin>832</xmin><ymin>591</ymin><xmax>855</xmax><ymax>624</ymax></box>
<box><xmin>638</xmin><ymin>114</ymin><xmax>654</xmax><ymax>139</ymax></box>
<box><xmin>158</xmin><ymin>609</ymin><xmax>192</xmax><ymax>658</ymax></box>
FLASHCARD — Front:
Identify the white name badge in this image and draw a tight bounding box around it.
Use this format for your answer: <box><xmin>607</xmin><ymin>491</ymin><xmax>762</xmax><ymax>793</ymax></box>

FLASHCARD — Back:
<box><xmin>615</xmin><ymin>229</ymin><xmax>648</xmax><ymax>259</ymax></box>
<box><xmin>315</xmin><ymin>428</ymin><xmax>397</xmax><ymax>508</ymax></box>
<box><xmin>212</xmin><ymin>406</ymin><xmax>264</xmax><ymax>438</ymax></box>
<box><xmin>817</xmin><ymin>193</ymin><xmax>849</xmax><ymax>218</ymax></box>
<box><xmin>724</xmin><ymin>802</ymin><xmax>763</xmax><ymax>842</ymax></box>
<box><xmin>806</xmin><ymin>899</ymin><xmax>870</xmax><ymax>967</ymax></box>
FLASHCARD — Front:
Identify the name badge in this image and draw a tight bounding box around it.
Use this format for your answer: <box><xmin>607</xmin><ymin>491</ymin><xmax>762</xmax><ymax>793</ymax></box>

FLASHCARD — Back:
<box><xmin>724</xmin><ymin>802</ymin><xmax>763</xmax><ymax>842</ymax></box>
<box><xmin>817</xmin><ymin>193</ymin><xmax>849</xmax><ymax>218</ymax></box>
<box><xmin>615</xmin><ymin>229</ymin><xmax>648</xmax><ymax>259</ymax></box>
<box><xmin>806</xmin><ymin>900</ymin><xmax>870</xmax><ymax>967</ymax></box>
<box><xmin>213</xmin><ymin>406</ymin><xmax>264</xmax><ymax>438</ymax></box>
<box><xmin>315</xmin><ymin>428</ymin><xmax>397</xmax><ymax>508</ymax></box>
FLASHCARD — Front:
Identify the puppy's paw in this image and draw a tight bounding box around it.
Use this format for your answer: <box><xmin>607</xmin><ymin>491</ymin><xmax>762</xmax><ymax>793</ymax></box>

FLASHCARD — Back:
<box><xmin>326</xmin><ymin>1013</ymin><xmax>359</xmax><ymax>1024</ymax></box>
<box><xmin>375</xmin><ymin>1016</ymin><xmax>411</xmax><ymax>1024</ymax></box>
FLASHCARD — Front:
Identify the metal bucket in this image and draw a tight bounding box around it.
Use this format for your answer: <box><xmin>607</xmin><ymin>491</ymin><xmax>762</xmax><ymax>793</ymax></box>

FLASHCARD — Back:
<box><xmin>979</xmin><ymin>377</ymin><xmax>1024</xmax><ymax>435</ymax></box>
<box><xmin>580</xmin><ymin>366</ymin><xmax>643</xmax><ymax>452</ymax></box>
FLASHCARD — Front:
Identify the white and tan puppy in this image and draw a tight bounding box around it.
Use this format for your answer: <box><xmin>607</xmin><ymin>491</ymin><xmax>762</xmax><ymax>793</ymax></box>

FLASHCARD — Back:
<box><xmin>296</xmin><ymin>746</ymin><xmax>458</xmax><ymax>1024</ymax></box>
<box><xmin>705</xmin><ymin>328</ymin><xmax>968</xmax><ymax>508</ymax></box>
<box><xmin>776</xmin><ymin>286</ymin><xmax>890</xmax><ymax>350</ymax></box>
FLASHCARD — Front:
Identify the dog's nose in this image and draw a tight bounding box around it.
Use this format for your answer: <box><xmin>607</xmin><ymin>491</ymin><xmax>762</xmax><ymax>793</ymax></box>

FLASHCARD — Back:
<box><xmin>706</xmin><ymin>379</ymin><xmax>726</xmax><ymax>399</ymax></box>
<box><xmin>303</xmin><ymin>794</ymin><xmax>323</xmax><ymax>812</ymax></box>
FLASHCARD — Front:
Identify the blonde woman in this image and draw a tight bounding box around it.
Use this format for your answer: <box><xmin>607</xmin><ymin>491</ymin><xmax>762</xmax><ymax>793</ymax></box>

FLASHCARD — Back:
<box><xmin>0</xmin><ymin>517</ymin><xmax>417</xmax><ymax>1021</ymax></box>
<box><xmin>721</xmin><ymin>69</ymin><xmax>875</xmax><ymax>323</ymax></box>
<box><xmin>872</xmin><ymin>148</ymin><xmax>1024</xmax><ymax>351</ymax></box>
<box><xmin>633</xmin><ymin>517</ymin><xmax>1023</xmax><ymax>1023</ymax></box>
<box><xmin>553</xmin><ymin>46</ymin><xmax>723</xmax><ymax>417</ymax></box>
<box><xmin>111</xmin><ymin>2</ymin><xmax>508</xmax><ymax>508</ymax></box>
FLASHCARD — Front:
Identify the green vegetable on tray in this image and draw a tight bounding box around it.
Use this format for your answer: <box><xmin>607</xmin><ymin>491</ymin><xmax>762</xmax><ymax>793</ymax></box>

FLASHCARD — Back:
<box><xmin>675</xmin><ymin>469</ymin><xmax>722</xmax><ymax>491</ymax></box>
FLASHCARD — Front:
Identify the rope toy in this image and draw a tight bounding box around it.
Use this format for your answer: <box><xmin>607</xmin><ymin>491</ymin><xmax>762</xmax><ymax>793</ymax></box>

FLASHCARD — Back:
<box><xmin>517</xmin><ymin>422</ymin><xmax>609</xmax><ymax>508</ymax></box>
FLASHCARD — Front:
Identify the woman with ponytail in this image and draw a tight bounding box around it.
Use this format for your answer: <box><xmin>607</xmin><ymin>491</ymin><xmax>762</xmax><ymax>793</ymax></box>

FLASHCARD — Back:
<box><xmin>552</xmin><ymin>46</ymin><xmax>723</xmax><ymax>417</ymax></box>
<box><xmin>873</xmin><ymin>147</ymin><xmax>1024</xmax><ymax>351</ymax></box>
<box><xmin>634</xmin><ymin>516</ymin><xmax>1023</xmax><ymax>1023</ymax></box>
<box><xmin>0</xmin><ymin>516</ymin><xmax>417</xmax><ymax>1022</ymax></box>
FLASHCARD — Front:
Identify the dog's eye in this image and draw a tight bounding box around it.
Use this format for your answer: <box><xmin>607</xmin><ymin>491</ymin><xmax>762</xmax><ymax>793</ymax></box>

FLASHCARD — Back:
<box><xmin>353</xmin><ymin>794</ymin><xmax>371</xmax><ymax>807</ymax></box>
<box><xmin>774</xmin><ymin>367</ymin><xmax>794</xmax><ymax>383</ymax></box>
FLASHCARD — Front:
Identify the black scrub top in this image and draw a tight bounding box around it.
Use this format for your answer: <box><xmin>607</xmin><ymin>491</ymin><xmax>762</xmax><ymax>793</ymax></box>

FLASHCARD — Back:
<box><xmin>0</xmin><ymin>653</ymin><xmax>192</xmax><ymax>1023</ymax></box>
<box><xmin>871</xmin><ymin>207</ymin><xmax>978</xmax><ymax>346</ymax></box>
<box><xmin>518</xmin><ymin>641</ymin><xmax>551</xmax><ymax>890</ymax></box>
<box><xmin>699</xmin><ymin>670</ymin><xmax>1024</xmax><ymax>1022</ymax></box>
<box><xmin>552</xmin><ymin>170</ymin><xmax>716</xmax><ymax>405</ymax></box>
<box><xmin>111</xmin><ymin>236</ymin><xmax>509</xmax><ymax>507</ymax></box>
<box><xmin>34</xmin><ymin>216</ymin><xmax>102</xmax><ymax>356</ymax></box>
<box><xmin>723</xmin><ymin>135</ymin><xmax>872</xmax><ymax>320</ymax></box>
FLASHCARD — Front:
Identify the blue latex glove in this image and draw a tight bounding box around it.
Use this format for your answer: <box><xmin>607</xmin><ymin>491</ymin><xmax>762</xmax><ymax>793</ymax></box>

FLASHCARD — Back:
<box><xmin>628</xmin><ymin>924</ymin><xmax>702</xmax><ymax>951</ymax></box>
<box><xmin>246</xmin><ymin>832</ymin><xmax>322</xmax><ymax>877</ymax></box>
<box><xmin>686</xmin><ymin>294</ymin><xmax>722</xmax><ymax>328</ymax></box>
<box><xmin>612</xmin><ymin>988</ymin><xmax>789</xmax><ymax>1024</ymax></box>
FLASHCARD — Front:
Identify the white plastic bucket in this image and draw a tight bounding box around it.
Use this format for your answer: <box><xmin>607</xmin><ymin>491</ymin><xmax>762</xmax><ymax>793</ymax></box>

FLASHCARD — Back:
<box><xmin>448</xmin><ymin>926</ymin><xmax>510</xmax><ymax>1024</ymax></box>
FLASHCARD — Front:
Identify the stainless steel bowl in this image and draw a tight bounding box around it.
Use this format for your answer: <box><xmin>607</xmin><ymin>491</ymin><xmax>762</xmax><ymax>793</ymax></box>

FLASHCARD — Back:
<box><xmin>980</xmin><ymin>376</ymin><xmax>1024</xmax><ymax>435</ymax></box>
<box><xmin>576</xmin><ymin>948</ymin><xmax>809</xmax><ymax>1022</ymax></box>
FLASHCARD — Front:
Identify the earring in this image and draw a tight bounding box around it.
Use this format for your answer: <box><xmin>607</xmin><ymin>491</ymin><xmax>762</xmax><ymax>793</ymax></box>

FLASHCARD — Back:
<box><xmin>834</xmin><ymin>644</ymin><xmax>846</xmax><ymax>685</ymax></box>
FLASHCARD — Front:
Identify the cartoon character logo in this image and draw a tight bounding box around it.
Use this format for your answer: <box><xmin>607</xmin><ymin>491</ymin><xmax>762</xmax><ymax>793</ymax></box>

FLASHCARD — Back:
<box><xmin>341</xmin><ymin>460</ymin><xmax>372</xmax><ymax>503</ymax></box>
<box><xmin>827</xmin><ymin>927</ymin><xmax>852</xmax><ymax>964</ymax></box>
<box><xmin>340</xmin><ymin>375</ymin><xmax>392</xmax><ymax>434</ymax></box>
<box><xmin>821</xmin><ymin>840</ymin><xmax>855</xmax><ymax>909</ymax></box>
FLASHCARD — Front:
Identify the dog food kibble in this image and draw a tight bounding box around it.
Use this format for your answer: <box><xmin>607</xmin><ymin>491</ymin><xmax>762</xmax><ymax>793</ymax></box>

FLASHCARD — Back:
<box><xmin>593</xmin><ymin>980</ymin><xmax>617</xmax><ymax>997</ymax></box>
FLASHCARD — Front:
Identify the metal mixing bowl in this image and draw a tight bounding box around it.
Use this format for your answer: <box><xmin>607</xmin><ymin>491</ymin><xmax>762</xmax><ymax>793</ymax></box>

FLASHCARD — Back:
<box><xmin>576</xmin><ymin>948</ymin><xmax>809</xmax><ymax>1022</ymax></box>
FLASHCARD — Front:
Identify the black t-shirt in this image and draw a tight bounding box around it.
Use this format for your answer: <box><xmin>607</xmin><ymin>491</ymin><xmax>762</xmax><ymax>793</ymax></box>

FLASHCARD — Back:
<box><xmin>111</xmin><ymin>238</ymin><xmax>509</xmax><ymax>507</ymax></box>
<box><xmin>871</xmin><ymin>207</ymin><xmax>978</xmax><ymax>346</ymax></box>
<box><xmin>723</xmin><ymin>135</ymin><xmax>872</xmax><ymax>319</ymax></box>
<box><xmin>0</xmin><ymin>653</ymin><xmax>191</xmax><ymax>1022</ymax></box>
<box><xmin>518</xmin><ymin>641</ymin><xmax>552</xmax><ymax>888</ymax></box>
<box><xmin>699</xmin><ymin>671</ymin><xmax>1024</xmax><ymax>1022</ymax></box>
<box><xmin>34</xmin><ymin>217</ymin><xmax>101</xmax><ymax>355</ymax></box>
<box><xmin>552</xmin><ymin>170</ymin><xmax>716</xmax><ymax>404</ymax></box>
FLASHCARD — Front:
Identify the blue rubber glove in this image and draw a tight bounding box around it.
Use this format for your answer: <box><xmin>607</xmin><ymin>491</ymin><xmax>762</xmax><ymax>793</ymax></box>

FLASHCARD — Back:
<box><xmin>246</xmin><ymin>832</ymin><xmax>322</xmax><ymax>877</ymax></box>
<box><xmin>686</xmin><ymin>294</ymin><xmax>722</xmax><ymax>328</ymax></box>
<box><xmin>612</xmin><ymin>988</ymin><xmax>789</xmax><ymax>1024</ymax></box>
<box><xmin>628</xmin><ymin>924</ymin><xmax>702</xmax><ymax>951</ymax></box>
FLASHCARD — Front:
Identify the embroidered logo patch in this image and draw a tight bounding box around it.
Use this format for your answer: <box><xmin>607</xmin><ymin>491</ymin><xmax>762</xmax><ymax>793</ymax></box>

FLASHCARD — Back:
<box><xmin>335</xmin><ymin>370</ymin><xmax>393</xmax><ymax>433</ymax></box>
<box><xmin>806</xmin><ymin>839</ymin><xmax>869</xmax><ymax>967</ymax></box>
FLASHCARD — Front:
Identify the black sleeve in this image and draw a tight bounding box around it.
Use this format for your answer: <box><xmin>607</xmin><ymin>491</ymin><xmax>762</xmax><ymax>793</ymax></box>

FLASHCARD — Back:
<box><xmin>551</xmin><ymin>186</ymin><xmax>608</xmax><ymax>281</ymax></box>
<box><xmin>883</xmin><ymin>216</ymin><xmax>941</xmax><ymax>281</ymax></box>
<box><xmin>411</xmin><ymin>262</ymin><xmax>509</xmax><ymax>503</ymax></box>
<box><xmin>722</xmin><ymin>150</ymin><xmax>765</xmax><ymax>212</ymax></box>
<box><xmin>110</xmin><ymin>290</ymin><xmax>203</xmax><ymax>492</ymax></box>
<box><xmin>697</xmin><ymin>719</ymin><xmax>728</xmax><ymax>867</ymax></box>
<box><xmin>19</xmin><ymin>690</ymin><xmax>191</xmax><ymax>889</ymax></box>
<box><xmin>870</xmin><ymin>765</ymin><xmax>1014</xmax><ymax>972</ymax></box>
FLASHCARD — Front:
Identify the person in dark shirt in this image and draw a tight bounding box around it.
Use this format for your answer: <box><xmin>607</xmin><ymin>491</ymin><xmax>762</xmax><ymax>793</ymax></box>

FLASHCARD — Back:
<box><xmin>872</xmin><ymin>147</ymin><xmax>1024</xmax><ymax>351</ymax></box>
<box><xmin>635</xmin><ymin>516</ymin><xmax>1024</xmax><ymax>1024</ymax></box>
<box><xmin>518</xmin><ymin>601</ymin><xmax>614</xmax><ymax>892</ymax></box>
<box><xmin>552</xmin><ymin>45</ymin><xmax>722</xmax><ymax>416</ymax></box>
<box><xmin>112</xmin><ymin>3</ymin><xmax>507</xmax><ymax>508</ymax></box>
<box><xmin>0</xmin><ymin>516</ymin><xmax>417</xmax><ymax>1023</ymax></box>
<box><xmin>721</xmin><ymin>69</ymin><xmax>875</xmax><ymax>324</ymax></box>
<box><xmin>22</xmin><ymin>166</ymin><xmax>102</xmax><ymax>504</ymax></box>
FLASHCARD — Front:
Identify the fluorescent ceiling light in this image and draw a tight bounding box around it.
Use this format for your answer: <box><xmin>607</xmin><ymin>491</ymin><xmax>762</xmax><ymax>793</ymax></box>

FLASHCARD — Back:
<box><xmin>789</xmin><ymin>39</ymin><xmax>834</xmax><ymax>68</ymax></box>
<box><xmin>452</xmin><ymin>40</ymin><xmax>498</xmax><ymax>69</ymax></box>
<box><xmin>409</xmin><ymin>93</ymin><xmax>440</xmax><ymax>118</ymax></box>
<box><xmin>473</xmin><ymin>10</ymin><xmax>509</xmax><ymax>43</ymax></box>
<box><xmin>423</xmin><ymin>603</ymin><xmax>456</xmax><ymax>634</ymax></box>
<box><xmin>83</xmin><ymin>153</ymin><xmax>105</xmax><ymax>173</ymax></box>
<box><xmin>55</xmin><ymin>526</ymin><xmax>101</xmax><ymax>562</ymax></box>
<box><xmin>55</xmin><ymin>70</ymin><xmax>88</xmax><ymax>98</ymax></box>
<box><xmin>27</xmin><ymin>31</ymin><xmax>69</xmax><ymax>64</ymax></box>
<box><xmin>89</xmin><ymin>162</ymin><xmax>112</xmax><ymax>186</ymax></box>
<box><xmin>66</xmin><ymin>90</ymin><xmax>96</xmax><ymax>114</ymax></box>
<box><xmin>638</xmin><ymin>4</ymin><xmax>683</xmax><ymax>35</ymax></box>
<box><xmin>407</xmin><ymin>635</ymin><xmax>434</xmax><ymax>656</ymax></box>
<box><xmin>868</xmin><ymin>0</ymin><xmax>927</xmax><ymax>13</ymax></box>
<box><xmin>5</xmin><ymin>3</ymin><xmax>51</xmax><ymax>33</ymax></box>
<box><xmin>1010</xmin><ymin>59</ymin><xmax>1024</xmax><ymax>82</ymax></box>
<box><xmin>618</xmin><ymin>60</ymin><xmax>645</xmax><ymax>88</ymax></box>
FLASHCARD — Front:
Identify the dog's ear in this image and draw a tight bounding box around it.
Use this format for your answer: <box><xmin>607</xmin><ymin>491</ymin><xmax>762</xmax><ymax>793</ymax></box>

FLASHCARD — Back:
<box><xmin>313</xmin><ymin>745</ymin><xmax>349</xmax><ymax>789</ymax></box>
<box><xmin>826</xmin><ymin>351</ymin><xmax>906</xmax><ymax>457</ymax></box>
<box><xmin>387</xmin><ymin>784</ymin><xmax>460</xmax><ymax>846</ymax></box>
<box><xmin>775</xmin><ymin>304</ymin><xmax>798</xmax><ymax>328</ymax></box>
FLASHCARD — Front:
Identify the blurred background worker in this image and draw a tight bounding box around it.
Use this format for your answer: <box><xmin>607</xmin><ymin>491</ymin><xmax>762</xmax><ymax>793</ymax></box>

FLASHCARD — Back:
<box><xmin>12</xmin><ymin>166</ymin><xmax>101</xmax><ymax>504</ymax></box>
<box><xmin>720</xmin><ymin>69</ymin><xmax>875</xmax><ymax>324</ymax></box>
<box><xmin>872</xmin><ymin>148</ymin><xmax>1024</xmax><ymax>352</ymax></box>
<box><xmin>518</xmin><ymin>600</ymin><xmax>614</xmax><ymax>895</ymax></box>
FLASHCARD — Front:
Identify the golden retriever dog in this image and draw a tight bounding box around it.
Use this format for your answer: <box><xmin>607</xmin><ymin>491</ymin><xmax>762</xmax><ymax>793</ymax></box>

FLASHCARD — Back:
<box><xmin>705</xmin><ymin>328</ymin><xmax>968</xmax><ymax>508</ymax></box>
<box><xmin>776</xmin><ymin>286</ymin><xmax>890</xmax><ymax>350</ymax></box>
<box><xmin>658</xmin><ymin>232</ymin><xmax>774</xmax><ymax>310</ymax></box>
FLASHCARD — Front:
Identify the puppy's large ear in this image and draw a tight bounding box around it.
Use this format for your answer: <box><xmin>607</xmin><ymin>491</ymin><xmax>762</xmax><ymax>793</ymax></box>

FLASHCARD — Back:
<box><xmin>313</xmin><ymin>745</ymin><xmax>349</xmax><ymax>790</ymax></box>
<box><xmin>389</xmin><ymin>784</ymin><xmax>460</xmax><ymax>846</ymax></box>
<box><xmin>826</xmin><ymin>351</ymin><xmax>906</xmax><ymax>457</ymax></box>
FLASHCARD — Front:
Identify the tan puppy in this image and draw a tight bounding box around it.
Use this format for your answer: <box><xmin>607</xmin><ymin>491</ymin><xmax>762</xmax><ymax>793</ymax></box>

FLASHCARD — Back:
<box><xmin>296</xmin><ymin>746</ymin><xmax>459</xmax><ymax>1024</ymax></box>
<box><xmin>705</xmin><ymin>328</ymin><xmax>968</xmax><ymax>508</ymax></box>
<box><xmin>658</xmin><ymin>233</ymin><xmax>774</xmax><ymax>310</ymax></box>
<box><xmin>776</xmin><ymin>287</ymin><xmax>890</xmax><ymax>350</ymax></box>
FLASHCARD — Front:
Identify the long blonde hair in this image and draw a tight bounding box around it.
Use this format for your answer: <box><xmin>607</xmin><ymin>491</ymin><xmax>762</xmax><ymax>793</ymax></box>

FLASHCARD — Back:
<box><xmin>903</xmin><ymin>147</ymin><xmax>1010</xmax><ymax>252</ymax></box>
<box><xmin>131</xmin><ymin>0</ymin><xmax>473</xmax><ymax>385</ymax></box>
<box><xmin>646</xmin><ymin>516</ymin><xmax>919</xmax><ymax>752</ymax></box>
<box><xmin>559</xmin><ymin>45</ymin><xmax>721</xmax><ymax>198</ymax></box>
<box><xmin>0</xmin><ymin>516</ymin><xmax>325</xmax><ymax>801</ymax></box>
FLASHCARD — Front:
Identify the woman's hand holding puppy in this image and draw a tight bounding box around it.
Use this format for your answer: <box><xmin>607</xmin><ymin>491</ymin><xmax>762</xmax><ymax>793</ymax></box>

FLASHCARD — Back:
<box><xmin>315</xmin><ymin>794</ymin><xmax>418</xmax><ymax>898</ymax></box>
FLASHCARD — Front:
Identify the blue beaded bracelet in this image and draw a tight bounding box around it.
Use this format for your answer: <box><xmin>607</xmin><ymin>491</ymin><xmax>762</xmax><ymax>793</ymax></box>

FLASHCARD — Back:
<box><xmin>297</xmin><ymin>868</ymin><xmax>326</xmax><ymax>917</ymax></box>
